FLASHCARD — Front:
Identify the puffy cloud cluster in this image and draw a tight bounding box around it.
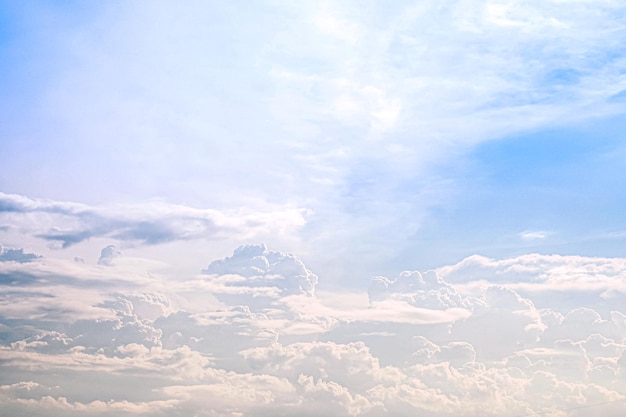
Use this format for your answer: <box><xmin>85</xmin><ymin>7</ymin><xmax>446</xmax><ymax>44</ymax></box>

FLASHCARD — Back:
<box><xmin>1</xmin><ymin>245</ymin><xmax>626</xmax><ymax>416</ymax></box>
<box><xmin>202</xmin><ymin>243</ymin><xmax>318</xmax><ymax>297</ymax></box>
<box><xmin>97</xmin><ymin>245</ymin><xmax>122</xmax><ymax>266</ymax></box>
<box><xmin>438</xmin><ymin>253</ymin><xmax>626</xmax><ymax>315</ymax></box>
<box><xmin>369</xmin><ymin>270</ymin><xmax>470</xmax><ymax>309</ymax></box>
<box><xmin>0</xmin><ymin>246</ymin><xmax>41</xmax><ymax>263</ymax></box>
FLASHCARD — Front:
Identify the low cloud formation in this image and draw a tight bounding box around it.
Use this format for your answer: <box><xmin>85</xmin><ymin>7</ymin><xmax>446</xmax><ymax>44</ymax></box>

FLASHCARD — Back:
<box><xmin>0</xmin><ymin>246</ymin><xmax>41</xmax><ymax>263</ymax></box>
<box><xmin>438</xmin><ymin>253</ymin><xmax>626</xmax><ymax>315</ymax></box>
<box><xmin>368</xmin><ymin>270</ymin><xmax>471</xmax><ymax>309</ymax></box>
<box><xmin>202</xmin><ymin>243</ymin><xmax>318</xmax><ymax>298</ymax></box>
<box><xmin>97</xmin><ymin>245</ymin><xmax>122</xmax><ymax>266</ymax></box>
<box><xmin>1</xmin><ymin>244</ymin><xmax>626</xmax><ymax>416</ymax></box>
<box><xmin>0</xmin><ymin>192</ymin><xmax>309</xmax><ymax>248</ymax></box>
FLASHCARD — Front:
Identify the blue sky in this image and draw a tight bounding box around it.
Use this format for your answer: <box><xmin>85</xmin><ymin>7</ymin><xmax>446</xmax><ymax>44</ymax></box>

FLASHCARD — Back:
<box><xmin>2</xmin><ymin>1</ymin><xmax>626</xmax><ymax>416</ymax></box>
<box><xmin>2</xmin><ymin>0</ymin><xmax>625</xmax><ymax>284</ymax></box>
<box><xmin>0</xmin><ymin>2</ymin><xmax>626</xmax><ymax>285</ymax></box>
<box><xmin>404</xmin><ymin>116</ymin><xmax>626</xmax><ymax>267</ymax></box>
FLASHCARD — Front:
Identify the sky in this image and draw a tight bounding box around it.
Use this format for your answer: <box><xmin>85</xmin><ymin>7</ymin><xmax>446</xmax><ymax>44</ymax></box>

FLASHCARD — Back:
<box><xmin>1</xmin><ymin>0</ymin><xmax>626</xmax><ymax>416</ymax></box>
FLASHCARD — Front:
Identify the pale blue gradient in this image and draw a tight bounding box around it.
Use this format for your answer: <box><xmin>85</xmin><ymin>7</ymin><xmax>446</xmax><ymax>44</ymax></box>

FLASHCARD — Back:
<box><xmin>1</xmin><ymin>0</ymin><xmax>626</xmax><ymax>284</ymax></box>
<box><xmin>4</xmin><ymin>3</ymin><xmax>626</xmax><ymax>416</ymax></box>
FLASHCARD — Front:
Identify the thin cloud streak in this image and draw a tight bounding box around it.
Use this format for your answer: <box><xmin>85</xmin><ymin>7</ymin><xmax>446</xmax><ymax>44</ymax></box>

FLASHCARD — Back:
<box><xmin>0</xmin><ymin>192</ymin><xmax>309</xmax><ymax>248</ymax></box>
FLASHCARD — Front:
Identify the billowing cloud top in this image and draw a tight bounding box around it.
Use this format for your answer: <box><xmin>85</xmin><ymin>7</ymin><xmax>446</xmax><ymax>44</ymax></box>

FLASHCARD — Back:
<box><xmin>2</xmin><ymin>244</ymin><xmax>626</xmax><ymax>416</ymax></box>
<box><xmin>203</xmin><ymin>243</ymin><xmax>318</xmax><ymax>297</ymax></box>
<box><xmin>369</xmin><ymin>270</ymin><xmax>470</xmax><ymax>309</ymax></box>
<box><xmin>0</xmin><ymin>246</ymin><xmax>41</xmax><ymax>263</ymax></box>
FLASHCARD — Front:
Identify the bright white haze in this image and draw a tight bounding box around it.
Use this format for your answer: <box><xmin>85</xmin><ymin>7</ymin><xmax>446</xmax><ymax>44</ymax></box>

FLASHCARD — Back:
<box><xmin>1</xmin><ymin>1</ymin><xmax>626</xmax><ymax>416</ymax></box>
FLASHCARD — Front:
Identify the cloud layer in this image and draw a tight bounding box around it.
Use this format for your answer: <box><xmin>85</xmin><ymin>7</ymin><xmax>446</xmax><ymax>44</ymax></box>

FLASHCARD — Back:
<box><xmin>1</xmin><ymin>244</ymin><xmax>626</xmax><ymax>416</ymax></box>
<box><xmin>2</xmin><ymin>1</ymin><xmax>626</xmax><ymax>415</ymax></box>
<box><xmin>0</xmin><ymin>192</ymin><xmax>308</xmax><ymax>248</ymax></box>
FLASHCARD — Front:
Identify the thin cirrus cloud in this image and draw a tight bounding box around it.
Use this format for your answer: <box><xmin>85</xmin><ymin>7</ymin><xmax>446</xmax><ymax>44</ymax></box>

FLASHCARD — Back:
<box><xmin>519</xmin><ymin>230</ymin><xmax>551</xmax><ymax>241</ymax></box>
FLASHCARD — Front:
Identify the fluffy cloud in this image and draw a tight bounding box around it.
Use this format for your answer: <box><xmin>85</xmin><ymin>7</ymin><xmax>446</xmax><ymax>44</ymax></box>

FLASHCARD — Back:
<box><xmin>368</xmin><ymin>270</ymin><xmax>470</xmax><ymax>309</ymax></box>
<box><xmin>3</xmin><ymin>0</ymin><xmax>626</xmax><ymax>414</ymax></box>
<box><xmin>0</xmin><ymin>246</ymin><xmax>41</xmax><ymax>263</ymax></box>
<box><xmin>98</xmin><ymin>245</ymin><xmax>122</xmax><ymax>266</ymax></box>
<box><xmin>438</xmin><ymin>253</ymin><xmax>626</xmax><ymax>315</ymax></box>
<box><xmin>202</xmin><ymin>243</ymin><xmax>318</xmax><ymax>298</ymax></box>
<box><xmin>2</xmin><ymin>244</ymin><xmax>626</xmax><ymax>416</ymax></box>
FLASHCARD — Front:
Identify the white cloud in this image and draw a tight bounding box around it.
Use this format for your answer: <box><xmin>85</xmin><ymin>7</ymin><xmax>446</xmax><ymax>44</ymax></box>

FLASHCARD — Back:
<box><xmin>520</xmin><ymin>230</ymin><xmax>551</xmax><ymax>240</ymax></box>
<box><xmin>0</xmin><ymin>395</ymin><xmax>179</xmax><ymax>417</ymax></box>
<box><xmin>1</xmin><ymin>244</ymin><xmax>626</xmax><ymax>415</ymax></box>
<box><xmin>0</xmin><ymin>192</ymin><xmax>309</xmax><ymax>249</ymax></box>
<box><xmin>4</xmin><ymin>0</ymin><xmax>625</xmax><ymax>280</ymax></box>
<box><xmin>2</xmin><ymin>1</ymin><xmax>626</xmax><ymax>413</ymax></box>
<box><xmin>437</xmin><ymin>253</ymin><xmax>626</xmax><ymax>315</ymax></box>
<box><xmin>97</xmin><ymin>245</ymin><xmax>122</xmax><ymax>266</ymax></box>
<box><xmin>202</xmin><ymin>243</ymin><xmax>318</xmax><ymax>298</ymax></box>
<box><xmin>368</xmin><ymin>270</ymin><xmax>470</xmax><ymax>309</ymax></box>
<box><xmin>0</xmin><ymin>246</ymin><xmax>41</xmax><ymax>263</ymax></box>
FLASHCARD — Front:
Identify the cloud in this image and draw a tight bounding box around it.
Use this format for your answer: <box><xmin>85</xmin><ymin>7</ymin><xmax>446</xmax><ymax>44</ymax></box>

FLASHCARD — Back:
<box><xmin>97</xmin><ymin>245</ymin><xmax>122</xmax><ymax>266</ymax></box>
<box><xmin>0</xmin><ymin>393</ymin><xmax>178</xmax><ymax>417</ymax></box>
<box><xmin>0</xmin><ymin>192</ymin><xmax>309</xmax><ymax>248</ymax></box>
<box><xmin>0</xmin><ymin>246</ymin><xmax>41</xmax><ymax>263</ymax></box>
<box><xmin>202</xmin><ymin>243</ymin><xmax>318</xmax><ymax>299</ymax></box>
<box><xmin>519</xmin><ymin>230</ymin><xmax>551</xmax><ymax>240</ymax></box>
<box><xmin>439</xmin><ymin>252</ymin><xmax>626</xmax><ymax>286</ymax></box>
<box><xmin>368</xmin><ymin>270</ymin><xmax>470</xmax><ymax>309</ymax></box>
<box><xmin>437</xmin><ymin>253</ymin><xmax>626</xmax><ymax>316</ymax></box>
<box><xmin>2</xmin><ymin>249</ymin><xmax>626</xmax><ymax>415</ymax></box>
<box><xmin>3</xmin><ymin>0</ymin><xmax>626</xmax><ymax>288</ymax></box>
<box><xmin>3</xmin><ymin>0</ymin><xmax>626</xmax><ymax>413</ymax></box>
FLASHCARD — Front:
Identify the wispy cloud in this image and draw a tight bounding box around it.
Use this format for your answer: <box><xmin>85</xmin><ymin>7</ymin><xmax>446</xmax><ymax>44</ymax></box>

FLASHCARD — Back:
<box><xmin>0</xmin><ymin>192</ymin><xmax>309</xmax><ymax>248</ymax></box>
<box><xmin>2</xmin><ymin>1</ymin><xmax>626</xmax><ymax>278</ymax></box>
<box><xmin>519</xmin><ymin>230</ymin><xmax>552</xmax><ymax>240</ymax></box>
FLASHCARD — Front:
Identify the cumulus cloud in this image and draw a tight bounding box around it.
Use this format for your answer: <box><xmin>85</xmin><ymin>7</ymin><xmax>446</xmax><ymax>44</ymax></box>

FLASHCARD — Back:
<box><xmin>368</xmin><ymin>270</ymin><xmax>470</xmax><ymax>309</ymax></box>
<box><xmin>1</xmin><ymin>243</ymin><xmax>626</xmax><ymax>416</ymax></box>
<box><xmin>438</xmin><ymin>253</ymin><xmax>626</xmax><ymax>315</ymax></box>
<box><xmin>97</xmin><ymin>245</ymin><xmax>122</xmax><ymax>266</ymax></box>
<box><xmin>0</xmin><ymin>246</ymin><xmax>41</xmax><ymax>263</ymax></box>
<box><xmin>3</xmin><ymin>0</ymin><xmax>626</xmax><ymax>414</ymax></box>
<box><xmin>202</xmin><ymin>243</ymin><xmax>318</xmax><ymax>298</ymax></box>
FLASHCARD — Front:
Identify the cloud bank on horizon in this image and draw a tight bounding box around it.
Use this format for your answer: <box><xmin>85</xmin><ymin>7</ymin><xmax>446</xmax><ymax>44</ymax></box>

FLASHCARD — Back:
<box><xmin>2</xmin><ymin>0</ymin><xmax>626</xmax><ymax>415</ymax></box>
<box><xmin>1</xmin><ymin>243</ymin><xmax>626</xmax><ymax>416</ymax></box>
